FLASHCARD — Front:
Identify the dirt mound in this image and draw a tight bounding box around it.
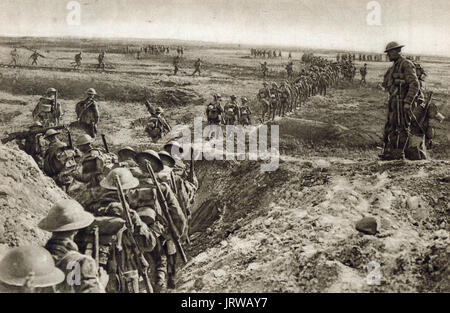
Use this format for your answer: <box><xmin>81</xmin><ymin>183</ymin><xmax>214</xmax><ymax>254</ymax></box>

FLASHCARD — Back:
<box><xmin>0</xmin><ymin>144</ymin><xmax>68</xmax><ymax>247</ymax></box>
<box><xmin>154</xmin><ymin>88</ymin><xmax>204</xmax><ymax>107</ymax></box>
<box><xmin>176</xmin><ymin>158</ymin><xmax>450</xmax><ymax>292</ymax></box>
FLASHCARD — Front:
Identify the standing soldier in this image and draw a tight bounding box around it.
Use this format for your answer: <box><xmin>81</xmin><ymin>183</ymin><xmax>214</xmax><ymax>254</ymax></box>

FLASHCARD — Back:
<box><xmin>39</xmin><ymin>199</ymin><xmax>106</xmax><ymax>293</ymax></box>
<box><xmin>239</xmin><ymin>97</ymin><xmax>252</xmax><ymax>125</ymax></box>
<box><xmin>360</xmin><ymin>63</ymin><xmax>367</xmax><ymax>85</ymax></box>
<box><xmin>32</xmin><ymin>88</ymin><xmax>62</xmax><ymax>127</ymax></box>
<box><xmin>380</xmin><ymin>42</ymin><xmax>427</xmax><ymax>160</ymax></box>
<box><xmin>76</xmin><ymin>88</ymin><xmax>100</xmax><ymax>138</ymax></box>
<box><xmin>29</xmin><ymin>50</ymin><xmax>42</xmax><ymax>66</ymax></box>
<box><xmin>285</xmin><ymin>61</ymin><xmax>294</xmax><ymax>79</ymax></box>
<box><xmin>191</xmin><ymin>58</ymin><xmax>202</xmax><ymax>76</ymax></box>
<box><xmin>173</xmin><ymin>56</ymin><xmax>181</xmax><ymax>75</ymax></box>
<box><xmin>0</xmin><ymin>246</ymin><xmax>65</xmax><ymax>293</ymax></box>
<box><xmin>257</xmin><ymin>82</ymin><xmax>271</xmax><ymax>122</ymax></box>
<box><xmin>74</xmin><ymin>52</ymin><xmax>83</xmax><ymax>69</ymax></box>
<box><xmin>223</xmin><ymin>95</ymin><xmax>240</xmax><ymax>125</ymax></box>
<box><xmin>206</xmin><ymin>94</ymin><xmax>224</xmax><ymax>125</ymax></box>
<box><xmin>98</xmin><ymin>51</ymin><xmax>105</xmax><ymax>70</ymax></box>
<box><xmin>10</xmin><ymin>48</ymin><xmax>19</xmax><ymax>67</ymax></box>
<box><xmin>278</xmin><ymin>82</ymin><xmax>291</xmax><ymax>117</ymax></box>
<box><xmin>260</xmin><ymin>61</ymin><xmax>268</xmax><ymax>78</ymax></box>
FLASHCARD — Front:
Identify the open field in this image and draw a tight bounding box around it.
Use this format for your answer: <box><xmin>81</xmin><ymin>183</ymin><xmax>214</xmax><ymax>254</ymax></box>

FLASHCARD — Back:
<box><xmin>0</xmin><ymin>37</ymin><xmax>449</xmax><ymax>292</ymax></box>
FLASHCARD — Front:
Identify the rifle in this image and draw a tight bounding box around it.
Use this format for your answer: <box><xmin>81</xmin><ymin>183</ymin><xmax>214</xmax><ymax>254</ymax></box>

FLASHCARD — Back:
<box><xmin>67</xmin><ymin>129</ymin><xmax>73</xmax><ymax>150</ymax></box>
<box><xmin>54</xmin><ymin>91</ymin><xmax>60</xmax><ymax>126</ymax></box>
<box><xmin>188</xmin><ymin>147</ymin><xmax>195</xmax><ymax>185</ymax></box>
<box><xmin>101</xmin><ymin>134</ymin><xmax>109</xmax><ymax>153</ymax></box>
<box><xmin>114</xmin><ymin>176</ymin><xmax>154</xmax><ymax>293</ymax></box>
<box><xmin>2</xmin><ymin>125</ymin><xmax>66</xmax><ymax>144</ymax></box>
<box><xmin>145</xmin><ymin>162</ymin><xmax>188</xmax><ymax>264</ymax></box>
<box><xmin>93</xmin><ymin>225</ymin><xmax>100</xmax><ymax>271</ymax></box>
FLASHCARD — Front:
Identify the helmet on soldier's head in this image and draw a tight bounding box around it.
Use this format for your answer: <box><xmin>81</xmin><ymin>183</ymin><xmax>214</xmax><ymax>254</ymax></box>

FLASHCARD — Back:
<box><xmin>118</xmin><ymin>146</ymin><xmax>136</xmax><ymax>157</ymax></box>
<box><xmin>241</xmin><ymin>97</ymin><xmax>248</xmax><ymax>103</ymax></box>
<box><xmin>155</xmin><ymin>107</ymin><xmax>163</xmax><ymax>114</ymax></box>
<box><xmin>158</xmin><ymin>151</ymin><xmax>176</xmax><ymax>168</ymax></box>
<box><xmin>263</xmin><ymin>82</ymin><xmax>268</xmax><ymax>86</ymax></box>
<box><xmin>76</xmin><ymin>134</ymin><xmax>94</xmax><ymax>146</ymax></box>
<box><xmin>100</xmin><ymin>167</ymin><xmax>139</xmax><ymax>190</ymax></box>
<box><xmin>46</xmin><ymin>88</ymin><xmax>57</xmax><ymax>95</ymax></box>
<box><xmin>44</xmin><ymin>129</ymin><xmax>60</xmax><ymax>139</ymax></box>
<box><xmin>135</xmin><ymin>149</ymin><xmax>164</xmax><ymax>173</ymax></box>
<box><xmin>0</xmin><ymin>246</ymin><xmax>65</xmax><ymax>288</ymax></box>
<box><xmin>38</xmin><ymin>199</ymin><xmax>94</xmax><ymax>232</ymax></box>
<box><xmin>29</xmin><ymin>121</ymin><xmax>43</xmax><ymax>129</ymax></box>
<box><xmin>230</xmin><ymin>95</ymin><xmax>237</xmax><ymax>100</ymax></box>
<box><xmin>163</xmin><ymin>141</ymin><xmax>184</xmax><ymax>157</ymax></box>
<box><xmin>87</xmin><ymin>88</ymin><xmax>97</xmax><ymax>95</ymax></box>
<box><xmin>384</xmin><ymin>41</ymin><xmax>404</xmax><ymax>53</ymax></box>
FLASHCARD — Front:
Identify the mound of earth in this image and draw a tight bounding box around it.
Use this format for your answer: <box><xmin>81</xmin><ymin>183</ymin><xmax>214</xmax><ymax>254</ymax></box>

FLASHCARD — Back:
<box><xmin>0</xmin><ymin>144</ymin><xmax>68</xmax><ymax>248</ymax></box>
<box><xmin>176</xmin><ymin>157</ymin><xmax>450</xmax><ymax>293</ymax></box>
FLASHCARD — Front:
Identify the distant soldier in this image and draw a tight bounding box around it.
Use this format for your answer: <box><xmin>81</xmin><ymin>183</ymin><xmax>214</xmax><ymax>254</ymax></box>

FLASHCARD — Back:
<box><xmin>223</xmin><ymin>95</ymin><xmax>240</xmax><ymax>125</ymax></box>
<box><xmin>260</xmin><ymin>61</ymin><xmax>268</xmax><ymax>78</ymax></box>
<box><xmin>0</xmin><ymin>246</ymin><xmax>65</xmax><ymax>293</ymax></box>
<box><xmin>173</xmin><ymin>56</ymin><xmax>181</xmax><ymax>75</ymax></box>
<box><xmin>206</xmin><ymin>94</ymin><xmax>224</xmax><ymax>125</ymax></box>
<box><xmin>98</xmin><ymin>51</ymin><xmax>105</xmax><ymax>70</ymax></box>
<box><xmin>145</xmin><ymin>107</ymin><xmax>171</xmax><ymax>142</ymax></box>
<box><xmin>285</xmin><ymin>61</ymin><xmax>294</xmax><ymax>79</ymax></box>
<box><xmin>288</xmin><ymin>52</ymin><xmax>292</xmax><ymax>59</ymax></box>
<box><xmin>239</xmin><ymin>97</ymin><xmax>252</xmax><ymax>125</ymax></box>
<box><xmin>360</xmin><ymin>63</ymin><xmax>367</xmax><ymax>85</ymax></box>
<box><xmin>32</xmin><ymin>88</ymin><xmax>63</xmax><ymax>127</ymax></box>
<box><xmin>257</xmin><ymin>82</ymin><xmax>271</xmax><ymax>122</ymax></box>
<box><xmin>29</xmin><ymin>50</ymin><xmax>42</xmax><ymax>66</ymax></box>
<box><xmin>278</xmin><ymin>50</ymin><xmax>282</xmax><ymax>58</ymax></box>
<box><xmin>10</xmin><ymin>48</ymin><xmax>18</xmax><ymax>67</ymax></box>
<box><xmin>76</xmin><ymin>88</ymin><xmax>100</xmax><ymax>138</ymax></box>
<box><xmin>74</xmin><ymin>52</ymin><xmax>82</xmax><ymax>69</ymax></box>
<box><xmin>39</xmin><ymin>199</ymin><xmax>106</xmax><ymax>293</ymax></box>
<box><xmin>191</xmin><ymin>58</ymin><xmax>202</xmax><ymax>76</ymax></box>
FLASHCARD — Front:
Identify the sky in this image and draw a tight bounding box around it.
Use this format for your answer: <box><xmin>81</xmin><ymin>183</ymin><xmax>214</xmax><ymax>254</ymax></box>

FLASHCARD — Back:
<box><xmin>0</xmin><ymin>0</ymin><xmax>449</xmax><ymax>56</ymax></box>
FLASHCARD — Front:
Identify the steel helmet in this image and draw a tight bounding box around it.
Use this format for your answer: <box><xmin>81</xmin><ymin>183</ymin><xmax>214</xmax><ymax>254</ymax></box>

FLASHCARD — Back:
<box><xmin>0</xmin><ymin>246</ymin><xmax>65</xmax><ymax>288</ymax></box>
<box><xmin>46</xmin><ymin>88</ymin><xmax>57</xmax><ymax>95</ymax></box>
<box><xmin>230</xmin><ymin>95</ymin><xmax>237</xmax><ymax>100</ymax></box>
<box><xmin>135</xmin><ymin>149</ymin><xmax>164</xmax><ymax>172</ymax></box>
<box><xmin>155</xmin><ymin>107</ymin><xmax>163</xmax><ymax>114</ymax></box>
<box><xmin>118</xmin><ymin>146</ymin><xmax>136</xmax><ymax>157</ymax></box>
<box><xmin>241</xmin><ymin>97</ymin><xmax>248</xmax><ymax>103</ymax></box>
<box><xmin>216</xmin><ymin>93</ymin><xmax>222</xmax><ymax>99</ymax></box>
<box><xmin>100</xmin><ymin>167</ymin><xmax>139</xmax><ymax>190</ymax></box>
<box><xmin>29</xmin><ymin>121</ymin><xmax>43</xmax><ymax>128</ymax></box>
<box><xmin>163</xmin><ymin>141</ymin><xmax>184</xmax><ymax>155</ymax></box>
<box><xmin>158</xmin><ymin>151</ymin><xmax>176</xmax><ymax>168</ymax></box>
<box><xmin>76</xmin><ymin>134</ymin><xmax>94</xmax><ymax>146</ymax></box>
<box><xmin>38</xmin><ymin>199</ymin><xmax>94</xmax><ymax>232</ymax></box>
<box><xmin>384</xmin><ymin>41</ymin><xmax>404</xmax><ymax>53</ymax></box>
<box><xmin>87</xmin><ymin>88</ymin><xmax>97</xmax><ymax>95</ymax></box>
<box><xmin>44</xmin><ymin>129</ymin><xmax>60</xmax><ymax>139</ymax></box>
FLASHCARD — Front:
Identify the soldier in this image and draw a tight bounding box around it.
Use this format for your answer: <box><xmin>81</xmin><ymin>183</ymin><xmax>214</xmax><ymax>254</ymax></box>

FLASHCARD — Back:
<box><xmin>18</xmin><ymin>121</ymin><xmax>46</xmax><ymax>168</ymax></box>
<box><xmin>360</xmin><ymin>63</ymin><xmax>367</xmax><ymax>85</ymax></box>
<box><xmin>380</xmin><ymin>42</ymin><xmax>431</xmax><ymax>160</ymax></box>
<box><xmin>288</xmin><ymin>52</ymin><xmax>292</xmax><ymax>59</ymax></box>
<box><xmin>129</xmin><ymin>151</ymin><xmax>187</xmax><ymax>291</ymax></box>
<box><xmin>278</xmin><ymin>82</ymin><xmax>291</xmax><ymax>117</ymax></box>
<box><xmin>32</xmin><ymin>88</ymin><xmax>63</xmax><ymax>127</ymax></box>
<box><xmin>257</xmin><ymin>82</ymin><xmax>271</xmax><ymax>122</ymax></box>
<box><xmin>269</xmin><ymin>82</ymin><xmax>279</xmax><ymax>120</ymax></box>
<box><xmin>191</xmin><ymin>58</ymin><xmax>202</xmax><ymax>76</ymax></box>
<box><xmin>145</xmin><ymin>107</ymin><xmax>171</xmax><ymax>142</ymax></box>
<box><xmin>29</xmin><ymin>50</ymin><xmax>42</xmax><ymax>66</ymax></box>
<box><xmin>74</xmin><ymin>52</ymin><xmax>82</xmax><ymax>69</ymax></box>
<box><xmin>223</xmin><ymin>95</ymin><xmax>240</xmax><ymax>125</ymax></box>
<box><xmin>98</xmin><ymin>51</ymin><xmax>105</xmax><ymax>70</ymax></box>
<box><xmin>9</xmin><ymin>48</ymin><xmax>18</xmax><ymax>67</ymax></box>
<box><xmin>173</xmin><ymin>56</ymin><xmax>181</xmax><ymax>75</ymax></box>
<box><xmin>76</xmin><ymin>88</ymin><xmax>100</xmax><ymax>138</ymax></box>
<box><xmin>285</xmin><ymin>62</ymin><xmax>294</xmax><ymax>79</ymax></box>
<box><xmin>206</xmin><ymin>94</ymin><xmax>224</xmax><ymax>125</ymax></box>
<box><xmin>43</xmin><ymin>129</ymin><xmax>77</xmax><ymax>191</ymax></box>
<box><xmin>260</xmin><ymin>61</ymin><xmax>268</xmax><ymax>78</ymax></box>
<box><xmin>117</xmin><ymin>146</ymin><xmax>138</xmax><ymax>168</ymax></box>
<box><xmin>0</xmin><ymin>246</ymin><xmax>65</xmax><ymax>293</ymax></box>
<box><xmin>239</xmin><ymin>97</ymin><xmax>252</xmax><ymax>125</ymax></box>
<box><xmin>39</xmin><ymin>199</ymin><xmax>106</xmax><ymax>293</ymax></box>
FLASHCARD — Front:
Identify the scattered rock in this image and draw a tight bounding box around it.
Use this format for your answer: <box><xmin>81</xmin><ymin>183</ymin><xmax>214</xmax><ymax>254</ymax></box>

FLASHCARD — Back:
<box><xmin>355</xmin><ymin>217</ymin><xmax>378</xmax><ymax>235</ymax></box>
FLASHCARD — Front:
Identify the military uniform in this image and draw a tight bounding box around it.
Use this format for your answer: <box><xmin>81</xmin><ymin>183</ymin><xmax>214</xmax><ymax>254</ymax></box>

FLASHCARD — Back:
<box><xmin>223</xmin><ymin>97</ymin><xmax>240</xmax><ymax>125</ymax></box>
<box><xmin>76</xmin><ymin>89</ymin><xmax>100</xmax><ymax>138</ymax></box>
<box><xmin>206</xmin><ymin>96</ymin><xmax>223</xmax><ymax>125</ymax></box>
<box><xmin>32</xmin><ymin>92</ymin><xmax>62</xmax><ymax>127</ymax></box>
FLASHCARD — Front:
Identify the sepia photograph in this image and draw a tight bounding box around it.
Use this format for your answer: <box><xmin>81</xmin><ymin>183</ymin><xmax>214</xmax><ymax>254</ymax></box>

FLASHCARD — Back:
<box><xmin>0</xmin><ymin>0</ymin><xmax>448</xmax><ymax>301</ymax></box>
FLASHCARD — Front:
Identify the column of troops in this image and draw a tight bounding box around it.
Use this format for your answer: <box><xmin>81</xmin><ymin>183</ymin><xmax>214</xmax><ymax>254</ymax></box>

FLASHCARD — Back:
<box><xmin>1</xmin><ymin>89</ymin><xmax>197</xmax><ymax>294</ymax></box>
<box><xmin>250</xmin><ymin>48</ymin><xmax>288</xmax><ymax>59</ymax></box>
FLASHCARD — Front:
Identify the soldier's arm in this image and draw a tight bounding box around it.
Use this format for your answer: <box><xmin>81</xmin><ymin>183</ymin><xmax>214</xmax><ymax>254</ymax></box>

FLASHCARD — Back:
<box><xmin>403</xmin><ymin>61</ymin><xmax>420</xmax><ymax>107</ymax></box>
<box><xmin>161</xmin><ymin>183</ymin><xmax>187</xmax><ymax>238</ymax></box>
<box><xmin>76</xmin><ymin>256</ymin><xmax>105</xmax><ymax>293</ymax></box>
<box><xmin>93</xmin><ymin>103</ymin><xmax>100</xmax><ymax>123</ymax></box>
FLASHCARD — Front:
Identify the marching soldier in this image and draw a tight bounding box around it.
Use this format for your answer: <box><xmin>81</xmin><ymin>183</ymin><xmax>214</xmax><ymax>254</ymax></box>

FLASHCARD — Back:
<box><xmin>223</xmin><ymin>95</ymin><xmax>240</xmax><ymax>125</ymax></box>
<box><xmin>206</xmin><ymin>94</ymin><xmax>224</xmax><ymax>125</ymax></box>
<box><xmin>260</xmin><ymin>61</ymin><xmax>268</xmax><ymax>78</ymax></box>
<box><xmin>74</xmin><ymin>52</ymin><xmax>82</xmax><ymax>69</ymax></box>
<box><xmin>29</xmin><ymin>50</ymin><xmax>42</xmax><ymax>66</ymax></box>
<box><xmin>0</xmin><ymin>246</ymin><xmax>65</xmax><ymax>293</ymax></box>
<box><xmin>10</xmin><ymin>48</ymin><xmax>18</xmax><ymax>67</ymax></box>
<box><xmin>76</xmin><ymin>88</ymin><xmax>100</xmax><ymax>138</ymax></box>
<box><xmin>239</xmin><ymin>97</ymin><xmax>252</xmax><ymax>125</ymax></box>
<box><xmin>257</xmin><ymin>82</ymin><xmax>271</xmax><ymax>122</ymax></box>
<box><xmin>98</xmin><ymin>51</ymin><xmax>106</xmax><ymax>70</ymax></box>
<box><xmin>360</xmin><ymin>63</ymin><xmax>367</xmax><ymax>85</ymax></box>
<box><xmin>32</xmin><ymin>88</ymin><xmax>63</xmax><ymax>127</ymax></box>
<box><xmin>39</xmin><ymin>199</ymin><xmax>106</xmax><ymax>293</ymax></box>
<box><xmin>191</xmin><ymin>58</ymin><xmax>202</xmax><ymax>76</ymax></box>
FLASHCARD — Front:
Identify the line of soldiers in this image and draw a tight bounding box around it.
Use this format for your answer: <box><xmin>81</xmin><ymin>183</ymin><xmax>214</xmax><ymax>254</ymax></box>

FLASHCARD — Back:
<box><xmin>205</xmin><ymin>94</ymin><xmax>252</xmax><ymax>126</ymax></box>
<box><xmin>0</xmin><ymin>133</ymin><xmax>198</xmax><ymax>293</ymax></box>
<box><xmin>251</xmin><ymin>49</ymin><xmax>283</xmax><ymax>59</ymax></box>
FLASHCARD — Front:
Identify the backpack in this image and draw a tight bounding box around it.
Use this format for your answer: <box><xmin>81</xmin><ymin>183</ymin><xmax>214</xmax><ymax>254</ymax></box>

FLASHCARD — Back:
<box><xmin>146</xmin><ymin>117</ymin><xmax>163</xmax><ymax>138</ymax></box>
<box><xmin>207</xmin><ymin>104</ymin><xmax>219</xmax><ymax>119</ymax></box>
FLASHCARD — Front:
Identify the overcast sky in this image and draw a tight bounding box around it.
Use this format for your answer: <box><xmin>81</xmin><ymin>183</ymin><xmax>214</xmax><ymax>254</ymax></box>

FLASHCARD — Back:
<box><xmin>0</xmin><ymin>0</ymin><xmax>449</xmax><ymax>56</ymax></box>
